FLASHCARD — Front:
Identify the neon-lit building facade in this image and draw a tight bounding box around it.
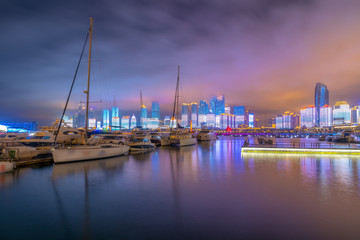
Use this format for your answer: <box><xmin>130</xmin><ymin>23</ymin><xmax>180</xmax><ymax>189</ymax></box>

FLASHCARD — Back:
<box><xmin>191</xmin><ymin>102</ymin><xmax>198</xmax><ymax>128</ymax></box>
<box><xmin>225</xmin><ymin>106</ymin><xmax>231</xmax><ymax>114</ymax></box>
<box><xmin>320</xmin><ymin>104</ymin><xmax>332</xmax><ymax>127</ymax></box>
<box><xmin>198</xmin><ymin>100</ymin><xmax>208</xmax><ymax>126</ymax></box>
<box><xmin>315</xmin><ymin>82</ymin><xmax>329</xmax><ymax>126</ymax></box>
<box><xmin>89</xmin><ymin>118</ymin><xmax>96</xmax><ymax>129</ymax></box>
<box><xmin>275</xmin><ymin>115</ymin><xmax>283</xmax><ymax>129</ymax></box>
<box><xmin>147</xmin><ymin>118</ymin><xmax>159</xmax><ymax>129</ymax></box>
<box><xmin>151</xmin><ymin>101</ymin><xmax>160</xmax><ymax>119</ymax></box>
<box><xmin>164</xmin><ymin>116</ymin><xmax>171</xmax><ymax>126</ymax></box>
<box><xmin>351</xmin><ymin>106</ymin><xmax>360</xmax><ymax>124</ymax></box>
<box><xmin>234</xmin><ymin>106</ymin><xmax>245</xmax><ymax>127</ymax></box>
<box><xmin>215</xmin><ymin>94</ymin><xmax>225</xmax><ymax>116</ymax></box>
<box><xmin>220</xmin><ymin>113</ymin><xmax>235</xmax><ymax>129</ymax></box>
<box><xmin>111</xmin><ymin>107</ymin><xmax>120</xmax><ymax>130</ymax></box>
<box><xmin>130</xmin><ymin>114</ymin><xmax>137</xmax><ymax>129</ymax></box>
<box><xmin>103</xmin><ymin>109</ymin><xmax>110</xmax><ymax>130</ymax></box>
<box><xmin>206</xmin><ymin>113</ymin><xmax>215</xmax><ymax>127</ymax></box>
<box><xmin>121</xmin><ymin>116</ymin><xmax>130</xmax><ymax>129</ymax></box>
<box><xmin>140</xmin><ymin>105</ymin><xmax>147</xmax><ymax>128</ymax></box>
<box><xmin>300</xmin><ymin>105</ymin><xmax>316</xmax><ymax>128</ymax></box>
<box><xmin>181</xmin><ymin>103</ymin><xmax>190</xmax><ymax>127</ymax></box>
<box><xmin>333</xmin><ymin>101</ymin><xmax>351</xmax><ymax>125</ymax></box>
<box><xmin>248</xmin><ymin>113</ymin><xmax>254</xmax><ymax>128</ymax></box>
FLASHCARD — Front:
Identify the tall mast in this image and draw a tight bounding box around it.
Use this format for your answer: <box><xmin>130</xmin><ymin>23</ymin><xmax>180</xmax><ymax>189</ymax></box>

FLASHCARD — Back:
<box><xmin>176</xmin><ymin>65</ymin><xmax>180</xmax><ymax>127</ymax></box>
<box><xmin>85</xmin><ymin>17</ymin><xmax>93</xmax><ymax>143</ymax></box>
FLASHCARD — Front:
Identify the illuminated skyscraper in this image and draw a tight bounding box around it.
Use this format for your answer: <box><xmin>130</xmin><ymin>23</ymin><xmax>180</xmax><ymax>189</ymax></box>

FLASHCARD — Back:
<box><xmin>225</xmin><ymin>106</ymin><xmax>231</xmax><ymax>114</ymax></box>
<box><xmin>151</xmin><ymin>101</ymin><xmax>160</xmax><ymax>119</ymax></box>
<box><xmin>164</xmin><ymin>116</ymin><xmax>171</xmax><ymax>126</ymax></box>
<box><xmin>215</xmin><ymin>94</ymin><xmax>225</xmax><ymax>116</ymax></box>
<box><xmin>121</xmin><ymin>116</ymin><xmax>130</xmax><ymax>129</ymax></box>
<box><xmin>333</xmin><ymin>101</ymin><xmax>351</xmax><ymax>125</ymax></box>
<box><xmin>198</xmin><ymin>100</ymin><xmax>208</xmax><ymax>126</ymax></box>
<box><xmin>181</xmin><ymin>103</ymin><xmax>190</xmax><ymax>127</ymax></box>
<box><xmin>220</xmin><ymin>113</ymin><xmax>235</xmax><ymax>129</ymax></box>
<box><xmin>300</xmin><ymin>105</ymin><xmax>316</xmax><ymax>128</ymax></box>
<box><xmin>111</xmin><ymin>107</ymin><xmax>120</xmax><ymax>130</ymax></box>
<box><xmin>147</xmin><ymin>118</ymin><xmax>159</xmax><ymax>129</ymax></box>
<box><xmin>209</xmin><ymin>97</ymin><xmax>217</xmax><ymax>115</ymax></box>
<box><xmin>351</xmin><ymin>106</ymin><xmax>360</xmax><ymax>124</ymax></box>
<box><xmin>130</xmin><ymin>114</ymin><xmax>137</xmax><ymax>129</ymax></box>
<box><xmin>320</xmin><ymin>104</ymin><xmax>332</xmax><ymax>127</ymax></box>
<box><xmin>140</xmin><ymin>105</ymin><xmax>147</xmax><ymax>128</ymax></box>
<box><xmin>248</xmin><ymin>113</ymin><xmax>254</xmax><ymax>128</ymax></box>
<box><xmin>315</xmin><ymin>82</ymin><xmax>329</xmax><ymax>126</ymax></box>
<box><xmin>191</xmin><ymin>102</ymin><xmax>198</xmax><ymax>127</ymax></box>
<box><xmin>275</xmin><ymin>115</ymin><xmax>283</xmax><ymax>129</ymax></box>
<box><xmin>103</xmin><ymin>109</ymin><xmax>110</xmax><ymax>130</ymax></box>
<box><xmin>233</xmin><ymin>106</ymin><xmax>245</xmax><ymax>127</ymax></box>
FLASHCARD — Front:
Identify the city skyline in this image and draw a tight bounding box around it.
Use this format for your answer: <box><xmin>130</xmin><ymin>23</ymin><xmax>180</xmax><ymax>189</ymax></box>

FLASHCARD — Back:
<box><xmin>2</xmin><ymin>0</ymin><xmax>360</xmax><ymax>125</ymax></box>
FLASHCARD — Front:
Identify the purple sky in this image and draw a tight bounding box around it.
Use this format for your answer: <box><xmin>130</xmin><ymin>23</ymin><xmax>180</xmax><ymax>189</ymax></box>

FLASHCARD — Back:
<box><xmin>1</xmin><ymin>0</ymin><xmax>360</xmax><ymax>125</ymax></box>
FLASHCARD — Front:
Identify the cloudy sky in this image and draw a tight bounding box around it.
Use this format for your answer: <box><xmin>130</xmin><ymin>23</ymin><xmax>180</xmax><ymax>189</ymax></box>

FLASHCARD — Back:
<box><xmin>1</xmin><ymin>0</ymin><xmax>360</xmax><ymax>125</ymax></box>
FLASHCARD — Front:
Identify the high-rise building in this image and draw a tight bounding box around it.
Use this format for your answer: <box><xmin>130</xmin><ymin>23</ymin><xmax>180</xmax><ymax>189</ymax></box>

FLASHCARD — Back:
<box><xmin>140</xmin><ymin>105</ymin><xmax>147</xmax><ymax>128</ymax></box>
<box><xmin>215</xmin><ymin>94</ymin><xmax>225</xmax><ymax>116</ymax></box>
<box><xmin>206</xmin><ymin>113</ymin><xmax>215</xmax><ymax>127</ymax></box>
<box><xmin>130</xmin><ymin>114</ymin><xmax>137</xmax><ymax>129</ymax></box>
<box><xmin>233</xmin><ymin>106</ymin><xmax>245</xmax><ymax>127</ymax></box>
<box><xmin>147</xmin><ymin>118</ymin><xmax>159</xmax><ymax>129</ymax></box>
<box><xmin>315</xmin><ymin>82</ymin><xmax>329</xmax><ymax>126</ymax></box>
<box><xmin>351</xmin><ymin>106</ymin><xmax>360</xmax><ymax>124</ymax></box>
<box><xmin>198</xmin><ymin>100</ymin><xmax>208</xmax><ymax>126</ymax></box>
<box><xmin>103</xmin><ymin>109</ymin><xmax>110</xmax><ymax>130</ymax></box>
<box><xmin>164</xmin><ymin>116</ymin><xmax>171</xmax><ymax>126</ymax></box>
<box><xmin>248</xmin><ymin>113</ymin><xmax>254</xmax><ymax>128</ymax></box>
<box><xmin>111</xmin><ymin>107</ymin><xmax>120</xmax><ymax>130</ymax></box>
<box><xmin>220</xmin><ymin>113</ymin><xmax>235</xmax><ymax>129</ymax></box>
<box><xmin>300</xmin><ymin>105</ymin><xmax>316</xmax><ymax>128</ymax></box>
<box><xmin>275</xmin><ymin>115</ymin><xmax>283</xmax><ymax>129</ymax></box>
<box><xmin>209</xmin><ymin>97</ymin><xmax>217</xmax><ymax>115</ymax></box>
<box><xmin>191</xmin><ymin>102</ymin><xmax>198</xmax><ymax>127</ymax></box>
<box><xmin>63</xmin><ymin>115</ymin><xmax>73</xmax><ymax>128</ymax></box>
<box><xmin>121</xmin><ymin>116</ymin><xmax>130</xmax><ymax>129</ymax></box>
<box><xmin>181</xmin><ymin>103</ymin><xmax>190</xmax><ymax>127</ymax></box>
<box><xmin>89</xmin><ymin>118</ymin><xmax>96</xmax><ymax>129</ymax></box>
<box><xmin>225</xmin><ymin>106</ymin><xmax>231</xmax><ymax>114</ymax></box>
<box><xmin>333</xmin><ymin>101</ymin><xmax>351</xmax><ymax>125</ymax></box>
<box><xmin>320</xmin><ymin>104</ymin><xmax>332</xmax><ymax>127</ymax></box>
<box><xmin>151</xmin><ymin>101</ymin><xmax>160</xmax><ymax>119</ymax></box>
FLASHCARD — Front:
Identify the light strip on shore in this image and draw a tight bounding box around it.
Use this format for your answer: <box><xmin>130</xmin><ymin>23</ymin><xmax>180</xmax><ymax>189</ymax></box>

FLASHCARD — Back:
<box><xmin>241</xmin><ymin>147</ymin><xmax>360</xmax><ymax>155</ymax></box>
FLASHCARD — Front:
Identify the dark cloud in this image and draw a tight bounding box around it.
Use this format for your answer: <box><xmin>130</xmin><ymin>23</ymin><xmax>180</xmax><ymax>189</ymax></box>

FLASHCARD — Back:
<box><xmin>1</xmin><ymin>0</ymin><xmax>360</xmax><ymax>124</ymax></box>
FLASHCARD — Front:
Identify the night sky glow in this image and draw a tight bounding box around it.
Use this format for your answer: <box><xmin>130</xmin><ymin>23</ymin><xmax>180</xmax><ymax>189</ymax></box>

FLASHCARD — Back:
<box><xmin>1</xmin><ymin>0</ymin><xmax>360</xmax><ymax>125</ymax></box>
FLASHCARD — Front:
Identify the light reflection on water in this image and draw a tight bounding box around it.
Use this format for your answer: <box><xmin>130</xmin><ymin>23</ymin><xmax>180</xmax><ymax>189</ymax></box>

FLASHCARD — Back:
<box><xmin>1</xmin><ymin>136</ymin><xmax>360</xmax><ymax>239</ymax></box>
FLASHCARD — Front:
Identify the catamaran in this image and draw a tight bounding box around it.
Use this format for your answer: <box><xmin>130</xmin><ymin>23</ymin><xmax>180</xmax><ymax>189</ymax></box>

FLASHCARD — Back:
<box><xmin>52</xmin><ymin>18</ymin><xmax>129</xmax><ymax>164</ymax></box>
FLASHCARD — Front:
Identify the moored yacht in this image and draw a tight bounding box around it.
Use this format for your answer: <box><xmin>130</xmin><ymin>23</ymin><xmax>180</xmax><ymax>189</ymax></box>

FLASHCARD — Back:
<box><xmin>197</xmin><ymin>129</ymin><xmax>217</xmax><ymax>141</ymax></box>
<box><xmin>51</xmin><ymin>18</ymin><xmax>130</xmax><ymax>164</ymax></box>
<box><xmin>127</xmin><ymin>134</ymin><xmax>155</xmax><ymax>152</ymax></box>
<box><xmin>170</xmin><ymin>129</ymin><xmax>197</xmax><ymax>147</ymax></box>
<box><xmin>20</xmin><ymin>132</ymin><xmax>54</xmax><ymax>147</ymax></box>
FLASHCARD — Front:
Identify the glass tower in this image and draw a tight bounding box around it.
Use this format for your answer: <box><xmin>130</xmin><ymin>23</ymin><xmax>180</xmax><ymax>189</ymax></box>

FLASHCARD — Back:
<box><xmin>315</xmin><ymin>82</ymin><xmax>329</xmax><ymax>126</ymax></box>
<box><xmin>198</xmin><ymin>100</ymin><xmax>209</xmax><ymax>126</ymax></box>
<box><xmin>103</xmin><ymin>109</ymin><xmax>110</xmax><ymax>130</ymax></box>
<box><xmin>111</xmin><ymin>107</ymin><xmax>120</xmax><ymax>130</ymax></box>
<box><xmin>151</xmin><ymin>101</ymin><xmax>160</xmax><ymax>119</ymax></box>
<box><xmin>215</xmin><ymin>94</ymin><xmax>225</xmax><ymax>116</ymax></box>
<box><xmin>191</xmin><ymin>102</ymin><xmax>198</xmax><ymax>127</ymax></box>
<box><xmin>140</xmin><ymin>105</ymin><xmax>147</xmax><ymax>128</ymax></box>
<box><xmin>233</xmin><ymin>106</ymin><xmax>245</xmax><ymax>127</ymax></box>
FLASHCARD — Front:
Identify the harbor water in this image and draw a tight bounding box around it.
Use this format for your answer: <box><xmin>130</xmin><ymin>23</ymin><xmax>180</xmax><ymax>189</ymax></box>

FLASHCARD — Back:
<box><xmin>1</xmin><ymin>136</ymin><xmax>360</xmax><ymax>239</ymax></box>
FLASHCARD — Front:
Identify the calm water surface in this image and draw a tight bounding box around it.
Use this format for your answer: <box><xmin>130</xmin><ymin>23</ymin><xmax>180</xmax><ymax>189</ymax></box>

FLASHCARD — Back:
<box><xmin>1</xmin><ymin>137</ymin><xmax>360</xmax><ymax>239</ymax></box>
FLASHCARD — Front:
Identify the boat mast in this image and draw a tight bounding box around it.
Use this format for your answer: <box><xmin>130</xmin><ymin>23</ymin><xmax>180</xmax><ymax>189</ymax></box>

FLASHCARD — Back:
<box><xmin>85</xmin><ymin>17</ymin><xmax>93</xmax><ymax>143</ymax></box>
<box><xmin>171</xmin><ymin>66</ymin><xmax>180</xmax><ymax>129</ymax></box>
<box><xmin>176</xmin><ymin>65</ymin><xmax>180</xmax><ymax>127</ymax></box>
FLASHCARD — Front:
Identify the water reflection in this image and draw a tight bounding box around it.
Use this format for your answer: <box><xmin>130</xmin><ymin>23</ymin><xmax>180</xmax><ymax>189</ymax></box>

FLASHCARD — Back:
<box><xmin>2</xmin><ymin>137</ymin><xmax>360</xmax><ymax>239</ymax></box>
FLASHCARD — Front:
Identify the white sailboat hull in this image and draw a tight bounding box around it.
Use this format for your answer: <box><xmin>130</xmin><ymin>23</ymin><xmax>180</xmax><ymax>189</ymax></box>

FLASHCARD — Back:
<box><xmin>52</xmin><ymin>145</ymin><xmax>130</xmax><ymax>164</ymax></box>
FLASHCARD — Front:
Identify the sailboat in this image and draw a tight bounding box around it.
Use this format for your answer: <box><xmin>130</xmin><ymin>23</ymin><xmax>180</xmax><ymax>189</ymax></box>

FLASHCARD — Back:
<box><xmin>168</xmin><ymin>66</ymin><xmax>197</xmax><ymax>147</ymax></box>
<box><xmin>52</xmin><ymin>18</ymin><xmax>129</xmax><ymax>164</ymax></box>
